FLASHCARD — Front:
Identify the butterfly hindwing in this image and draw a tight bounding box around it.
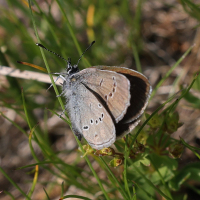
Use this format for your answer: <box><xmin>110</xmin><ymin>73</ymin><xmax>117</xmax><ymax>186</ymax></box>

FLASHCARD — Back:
<box><xmin>63</xmin><ymin>81</ymin><xmax>116</xmax><ymax>150</ymax></box>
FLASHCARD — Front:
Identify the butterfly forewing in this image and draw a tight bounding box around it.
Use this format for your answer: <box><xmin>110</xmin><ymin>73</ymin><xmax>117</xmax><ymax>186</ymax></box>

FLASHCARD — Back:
<box><xmin>79</xmin><ymin>68</ymin><xmax>131</xmax><ymax>123</ymax></box>
<box><xmin>95</xmin><ymin>66</ymin><xmax>152</xmax><ymax>123</ymax></box>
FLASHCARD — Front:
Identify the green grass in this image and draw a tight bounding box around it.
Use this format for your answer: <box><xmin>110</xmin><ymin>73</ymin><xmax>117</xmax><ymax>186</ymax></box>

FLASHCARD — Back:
<box><xmin>0</xmin><ymin>0</ymin><xmax>200</xmax><ymax>200</ymax></box>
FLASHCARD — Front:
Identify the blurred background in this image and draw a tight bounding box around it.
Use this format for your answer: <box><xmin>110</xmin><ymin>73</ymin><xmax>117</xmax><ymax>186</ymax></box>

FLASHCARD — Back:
<box><xmin>0</xmin><ymin>0</ymin><xmax>200</xmax><ymax>199</ymax></box>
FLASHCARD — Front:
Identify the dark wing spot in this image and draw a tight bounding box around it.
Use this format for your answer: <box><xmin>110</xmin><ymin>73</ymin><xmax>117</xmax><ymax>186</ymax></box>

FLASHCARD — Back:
<box><xmin>99</xmin><ymin>79</ymin><xmax>104</xmax><ymax>86</ymax></box>
<box><xmin>83</xmin><ymin>125</ymin><xmax>89</xmax><ymax>130</ymax></box>
<box><xmin>113</xmin><ymin>88</ymin><xmax>116</xmax><ymax>92</ymax></box>
<box><xmin>109</xmin><ymin>92</ymin><xmax>113</xmax><ymax>97</ymax></box>
<box><xmin>105</xmin><ymin>95</ymin><xmax>108</xmax><ymax>100</ymax></box>
<box><xmin>90</xmin><ymin>119</ymin><xmax>94</xmax><ymax>124</ymax></box>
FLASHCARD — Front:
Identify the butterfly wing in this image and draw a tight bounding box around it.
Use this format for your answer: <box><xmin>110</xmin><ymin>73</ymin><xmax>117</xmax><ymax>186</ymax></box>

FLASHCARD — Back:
<box><xmin>78</xmin><ymin>68</ymin><xmax>131</xmax><ymax>123</ymax></box>
<box><xmin>95</xmin><ymin>66</ymin><xmax>152</xmax><ymax>123</ymax></box>
<box><xmin>64</xmin><ymin>81</ymin><xmax>116</xmax><ymax>150</ymax></box>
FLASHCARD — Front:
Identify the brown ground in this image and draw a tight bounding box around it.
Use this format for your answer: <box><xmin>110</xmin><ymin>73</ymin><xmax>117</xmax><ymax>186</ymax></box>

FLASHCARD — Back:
<box><xmin>0</xmin><ymin>1</ymin><xmax>200</xmax><ymax>199</ymax></box>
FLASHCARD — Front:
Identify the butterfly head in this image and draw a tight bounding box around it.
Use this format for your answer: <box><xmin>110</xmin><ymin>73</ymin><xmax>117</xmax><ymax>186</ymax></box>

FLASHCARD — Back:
<box><xmin>67</xmin><ymin>58</ymin><xmax>80</xmax><ymax>75</ymax></box>
<box><xmin>67</xmin><ymin>41</ymin><xmax>95</xmax><ymax>75</ymax></box>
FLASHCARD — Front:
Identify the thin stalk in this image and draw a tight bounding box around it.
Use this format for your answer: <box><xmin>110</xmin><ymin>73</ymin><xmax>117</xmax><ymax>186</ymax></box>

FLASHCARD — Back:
<box><xmin>55</xmin><ymin>0</ymin><xmax>90</xmax><ymax>68</ymax></box>
<box><xmin>99</xmin><ymin>157</ymin><xmax>129</xmax><ymax>199</ymax></box>
<box><xmin>123</xmin><ymin>136</ymin><xmax>131</xmax><ymax>198</ymax></box>
<box><xmin>150</xmin><ymin>44</ymin><xmax>195</xmax><ymax>99</ymax></box>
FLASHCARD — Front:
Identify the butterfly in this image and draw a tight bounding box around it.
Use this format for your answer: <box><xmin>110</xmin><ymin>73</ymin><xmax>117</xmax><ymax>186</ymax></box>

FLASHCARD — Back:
<box><xmin>37</xmin><ymin>41</ymin><xmax>152</xmax><ymax>150</ymax></box>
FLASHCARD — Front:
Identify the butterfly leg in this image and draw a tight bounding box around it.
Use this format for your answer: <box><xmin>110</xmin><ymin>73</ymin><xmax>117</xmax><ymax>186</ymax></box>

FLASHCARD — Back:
<box><xmin>56</xmin><ymin>90</ymin><xmax>65</xmax><ymax>97</ymax></box>
<box><xmin>49</xmin><ymin>72</ymin><xmax>65</xmax><ymax>75</ymax></box>
<box><xmin>59</xmin><ymin>107</ymin><xmax>68</xmax><ymax>118</ymax></box>
<box><xmin>47</xmin><ymin>75</ymin><xmax>66</xmax><ymax>91</ymax></box>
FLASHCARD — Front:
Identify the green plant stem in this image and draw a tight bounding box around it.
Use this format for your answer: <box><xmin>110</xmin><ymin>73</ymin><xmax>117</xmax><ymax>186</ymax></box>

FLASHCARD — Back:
<box><xmin>27</xmin><ymin>165</ymin><xmax>39</xmax><ymax>200</ymax></box>
<box><xmin>150</xmin><ymin>157</ymin><xmax>173</xmax><ymax>200</ymax></box>
<box><xmin>132</xmin><ymin>181</ymin><xmax>156</xmax><ymax>200</ymax></box>
<box><xmin>43</xmin><ymin>188</ymin><xmax>51</xmax><ymax>200</ymax></box>
<box><xmin>55</xmin><ymin>0</ymin><xmax>90</xmax><ymax>68</ymax></box>
<box><xmin>99</xmin><ymin>157</ymin><xmax>129</xmax><ymax>199</ymax></box>
<box><xmin>185</xmin><ymin>182</ymin><xmax>200</xmax><ymax>195</ymax></box>
<box><xmin>129</xmin><ymin>73</ymin><xmax>198</xmax><ymax>154</ymax></box>
<box><xmin>132</xmin><ymin>43</ymin><xmax>142</xmax><ymax>72</ymax></box>
<box><xmin>132</xmin><ymin>165</ymin><xmax>172</xmax><ymax>200</ymax></box>
<box><xmin>180</xmin><ymin>137</ymin><xmax>200</xmax><ymax>159</ymax></box>
<box><xmin>0</xmin><ymin>111</ymin><xmax>27</xmax><ymax>136</ymax></box>
<box><xmin>131</xmin><ymin>184</ymin><xmax>136</xmax><ymax>200</ymax></box>
<box><xmin>76</xmin><ymin>140</ymin><xmax>111</xmax><ymax>199</ymax></box>
<box><xmin>124</xmin><ymin>136</ymin><xmax>131</xmax><ymax>198</ymax></box>
<box><xmin>61</xmin><ymin>182</ymin><xmax>65</xmax><ymax>197</ymax></box>
<box><xmin>128</xmin><ymin>93</ymin><xmax>177</xmax><ymax>155</ymax></box>
<box><xmin>0</xmin><ymin>167</ymin><xmax>31</xmax><ymax>200</ymax></box>
<box><xmin>27</xmin><ymin>0</ymin><xmax>68</xmax><ymax>123</ymax></box>
<box><xmin>61</xmin><ymin>195</ymin><xmax>92</xmax><ymax>200</ymax></box>
<box><xmin>2</xmin><ymin>191</ymin><xmax>15</xmax><ymax>200</ymax></box>
<box><xmin>132</xmin><ymin>0</ymin><xmax>143</xmax><ymax>73</ymax></box>
<box><xmin>47</xmin><ymin>109</ymin><xmax>110</xmax><ymax>193</ymax></box>
<box><xmin>32</xmin><ymin>0</ymin><xmax>61</xmax><ymax>46</ymax></box>
<box><xmin>150</xmin><ymin>44</ymin><xmax>195</xmax><ymax>99</ymax></box>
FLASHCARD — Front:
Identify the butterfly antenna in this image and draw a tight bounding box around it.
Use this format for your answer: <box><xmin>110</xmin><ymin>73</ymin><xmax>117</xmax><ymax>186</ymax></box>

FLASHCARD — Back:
<box><xmin>76</xmin><ymin>41</ymin><xmax>95</xmax><ymax>66</ymax></box>
<box><xmin>36</xmin><ymin>43</ymin><xmax>68</xmax><ymax>63</ymax></box>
